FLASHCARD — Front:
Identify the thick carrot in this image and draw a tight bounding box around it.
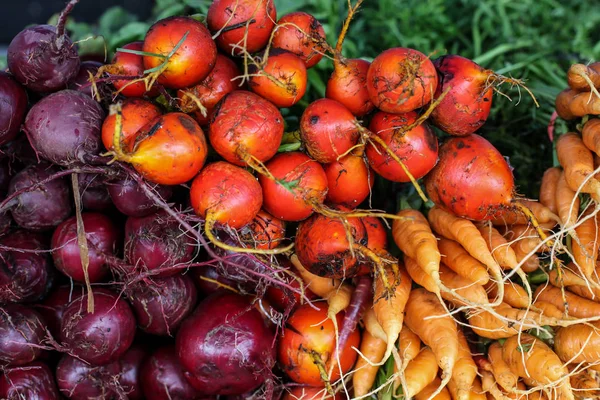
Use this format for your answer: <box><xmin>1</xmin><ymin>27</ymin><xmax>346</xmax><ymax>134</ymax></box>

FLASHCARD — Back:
<box><xmin>555</xmin><ymin>88</ymin><xmax>600</xmax><ymax>120</ymax></box>
<box><xmin>556</xmin><ymin>132</ymin><xmax>600</xmax><ymax>194</ymax></box>
<box><xmin>363</xmin><ymin>307</ymin><xmax>387</xmax><ymax>342</ymax></box>
<box><xmin>401</xmin><ymin>347</ymin><xmax>439</xmax><ymax>398</ymax></box>
<box><xmin>405</xmin><ymin>288</ymin><xmax>459</xmax><ymax>396</ymax></box>
<box><xmin>490</xmin><ymin>200</ymin><xmax>559</xmax><ymax>226</ymax></box>
<box><xmin>539</xmin><ymin>167</ymin><xmax>562</xmax><ymax>214</ymax></box>
<box><xmin>352</xmin><ymin>330</ymin><xmax>386</xmax><ymax>398</ymax></box>
<box><xmin>567</xmin><ymin>62</ymin><xmax>600</xmax><ymax>91</ymax></box>
<box><xmin>533</xmin><ymin>301</ymin><xmax>566</xmax><ymax>319</ymax></box>
<box><xmin>487</xmin><ymin>341</ymin><xmax>518</xmax><ymax>392</ymax></box>
<box><xmin>485</xmin><ymin>281</ymin><xmax>529</xmax><ymax>309</ymax></box>
<box><xmin>374</xmin><ymin>264</ymin><xmax>412</xmax><ymax>362</ymax></box>
<box><xmin>502</xmin><ymin>334</ymin><xmax>574</xmax><ymax>400</ymax></box>
<box><xmin>392</xmin><ymin>209</ymin><xmax>441</xmax><ymax>289</ymax></box>
<box><xmin>414</xmin><ymin>377</ymin><xmax>452</xmax><ymax>400</ymax></box>
<box><xmin>438</xmin><ymin>238</ymin><xmax>490</xmax><ymax>285</ymax></box>
<box><xmin>568</xmin><ymin>285</ymin><xmax>600</xmax><ymax>302</ymax></box>
<box><xmin>534</xmin><ymin>284</ymin><xmax>600</xmax><ymax>318</ymax></box>
<box><xmin>554</xmin><ymin>321</ymin><xmax>600</xmax><ymax>372</ymax></box>
<box><xmin>477</xmin><ymin>224</ymin><xmax>519</xmax><ymax>270</ymax></box>
<box><xmin>450</xmin><ymin>329</ymin><xmax>478</xmax><ymax>400</ymax></box>
<box><xmin>468</xmin><ymin>303</ymin><xmax>559</xmax><ymax>339</ymax></box>
<box><xmin>547</xmin><ymin>264</ymin><xmax>590</xmax><ymax>288</ymax></box>
<box><xmin>571</xmin><ymin>208</ymin><xmax>600</xmax><ymax>277</ymax></box>
<box><xmin>555</xmin><ymin>170</ymin><xmax>580</xmax><ymax>229</ymax></box>
<box><xmin>582</xmin><ymin>118</ymin><xmax>600</xmax><ymax>157</ymax></box>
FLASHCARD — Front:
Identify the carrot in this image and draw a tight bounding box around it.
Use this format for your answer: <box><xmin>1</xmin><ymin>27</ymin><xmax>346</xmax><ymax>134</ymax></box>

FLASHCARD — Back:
<box><xmin>554</xmin><ymin>321</ymin><xmax>600</xmax><ymax>372</ymax></box>
<box><xmin>363</xmin><ymin>306</ymin><xmax>387</xmax><ymax>342</ymax></box>
<box><xmin>352</xmin><ymin>330</ymin><xmax>387</xmax><ymax>398</ymax></box>
<box><xmin>568</xmin><ymin>285</ymin><xmax>600</xmax><ymax>302</ymax></box>
<box><xmin>568</xmin><ymin>365</ymin><xmax>600</xmax><ymax>398</ymax></box>
<box><xmin>485</xmin><ymin>281</ymin><xmax>529</xmax><ymax>309</ymax></box>
<box><xmin>503</xmin><ymin>224</ymin><xmax>549</xmax><ymax>255</ymax></box>
<box><xmin>374</xmin><ymin>264</ymin><xmax>412</xmax><ymax>362</ymax></box>
<box><xmin>502</xmin><ymin>333</ymin><xmax>574</xmax><ymax>400</ymax></box>
<box><xmin>290</xmin><ymin>254</ymin><xmax>352</xmax><ymax>318</ymax></box>
<box><xmin>539</xmin><ymin>167</ymin><xmax>561</xmax><ymax>214</ymax></box>
<box><xmin>555</xmin><ymin>170</ymin><xmax>580</xmax><ymax>229</ymax></box>
<box><xmin>534</xmin><ymin>284</ymin><xmax>600</xmax><ymax>318</ymax></box>
<box><xmin>414</xmin><ymin>377</ymin><xmax>452</xmax><ymax>400</ymax></box>
<box><xmin>401</xmin><ymin>347</ymin><xmax>439</xmax><ymax>398</ymax></box>
<box><xmin>487</xmin><ymin>341</ymin><xmax>518</xmax><ymax>392</ymax></box>
<box><xmin>555</xmin><ymin>88</ymin><xmax>600</xmax><ymax>120</ymax></box>
<box><xmin>571</xmin><ymin>208</ymin><xmax>600</xmax><ymax>277</ymax></box>
<box><xmin>582</xmin><ymin>118</ymin><xmax>600</xmax><ymax>157</ymax></box>
<box><xmin>392</xmin><ymin>209</ymin><xmax>442</xmax><ymax>290</ymax></box>
<box><xmin>567</xmin><ymin>62</ymin><xmax>600</xmax><ymax>91</ymax></box>
<box><xmin>450</xmin><ymin>329</ymin><xmax>478</xmax><ymax>400</ymax></box>
<box><xmin>398</xmin><ymin>325</ymin><xmax>421</xmax><ymax>365</ymax></box>
<box><xmin>464</xmin><ymin>376</ymin><xmax>487</xmax><ymax>400</ymax></box>
<box><xmin>533</xmin><ymin>301</ymin><xmax>567</xmax><ymax>319</ymax></box>
<box><xmin>405</xmin><ymin>288</ymin><xmax>459</xmax><ymax>396</ymax></box>
<box><xmin>477</xmin><ymin>224</ymin><xmax>519</xmax><ymax>270</ymax></box>
<box><xmin>491</xmin><ymin>200</ymin><xmax>559</xmax><ymax>226</ymax></box>
<box><xmin>547</xmin><ymin>264</ymin><xmax>590</xmax><ymax>288</ymax></box>
<box><xmin>468</xmin><ymin>303</ymin><xmax>559</xmax><ymax>339</ymax></box>
<box><xmin>556</xmin><ymin>132</ymin><xmax>600</xmax><ymax>194</ymax></box>
<box><xmin>480</xmin><ymin>370</ymin><xmax>507</xmax><ymax>400</ymax></box>
<box><xmin>438</xmin><ymin>238</ymin><xmax>490</xmax><ymax>285</ymax></box>
<box><xmin>510</xmin><ymin>242</ymin><xmax>540</xmax><ymax>273</ymax></box>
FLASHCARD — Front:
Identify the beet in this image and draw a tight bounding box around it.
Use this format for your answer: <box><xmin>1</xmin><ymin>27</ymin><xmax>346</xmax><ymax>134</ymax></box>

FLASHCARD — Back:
<box><xmin>0</xmin><ymin>305</ymin><xmax>46</xmax><ymax>366</ymax></box>
<box><xmin>0</xmin><ymin>231</ymin><xmax>54</xmax><ymax>304</ymax></box>
<box><xmin>51</xmin><ymin>212</ymin><xmax>120</xmax><ymax>283</ymax></box>
<box><xmin>78</xmin><ymin>173</ymin><xmax>112</xmax><ymax>211</ymax></box>
<box><xmin>118</xmin><ymin>344</ymin><xmax>148</xmax><ymax>400</ymax></box>
<box><xmin>0</xmin><ymin>72</ymin><xmax>28</xmax><ymax>146</ymax></box>
<box><xmin>56</xmin><ymin>355</ymin><xmax>122</xmax><ymax>399</ymax></box>
<box><xmin>124</xmin><ymin>211</ymin><xmax>196</xmax><ymax>277</ymax></box>
<box><xmin>0</xmin><ymin>361</ymin><xmax>60</xmax><ymax>400</ymax></box>
<box><xmin>192</xmin><ymin>265</ymin><xmax>239</xmax><ymax>296</ymax></box>
<box><xmin>7</xmin><ymin>163</ymin><xmax>72</xmax><ymax>231</ymax></box>
<box><xmin>68</xmin><ymin>61</ymin><xmax>103</xmax><ymax>97</ymax></box>
<box><xmin>140</xmin><ymin>346</ymin><xmax>199</xmax><ymax>400</ymax></box>
<box><xmin>7</xmin><ymin>24</ymin><xmax>80</xmax><ymax>93</ymax></box>
<box><xmin>36</xmin><ymin>285</ymin><xmax>84</xmax><ymax>338</ymax></box>
<box><xmin>127</xmin><ymin>274</ymin><xmax>198</xmax><ymax>336</ymax></box>
<box><xmin>24</xmin><ymin>90</ymin><xmax>105</xmax><ymax>166</ymax></box>
<box><xmin>0</xmin><ymin>158</ymin><xmax>11</xmax><ymax>196</ymax></box>
<box><xmin>108</xmin><ymin>178</ymin><xmax>173</xmax><ymax>217</ymax></box>
<box><xmin>60</xmin><ymin>288</ymin><xmax>136</xmax><ymax>365</ymax></box>
<box><xmin>176</xmin><ymin>292</ymin><xmax>275</xmax><ymax>396</ymax></box>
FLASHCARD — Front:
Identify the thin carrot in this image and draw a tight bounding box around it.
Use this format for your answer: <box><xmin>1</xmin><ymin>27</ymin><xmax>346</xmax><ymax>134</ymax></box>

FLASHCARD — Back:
<box><xmin>582</xmin><ymin>118</ymin><xmax>600</xmax><ymax>157</ymax></box>
<box><xmin>555</xmin><ymin>170</ymin><xmax>580</xmax><ymax>229</ymax></box>
<box><xmin>438</xmin><ymin>238</ymin><xmax>490</xmax><ymax>285</ymax></box>
<box><xmin>405</xmin><ymin>288</ymin><xmax>459</xmax><ymax>396</ymax></box>
<box><xmin>352</xmin><ymin>330</ymin><xmax>387</xmax><ymax>398</ymax></box>
<box><xmin>502</xmin><ymin>333</ymin><xmax>574</xmax><ymax>400</ymax></box>
<box><xmin>568</xmin><ymin>365</ymin><xmax>600</xmax><ymax>398</ymax></box>
<box><xmin>554</xmin><ymin>321</ymin><xmax>600</xmax><ymax>372</ymax></box>
<box><xmin>490</xmin><ymin>200</ymin><xmax>559</xmax><ymax>226</ymax></box>
<box><xmin>555</xmin><ymin>88</ymin><xmax>600</xmax><ymax>120</ymax></box>
<box><xmin>464</xmin><ymin>376</ymin><xmax>487</xmax><ymax>400</ymax></box>
<box><xmin>539</xmin><ymin>167</ymin><xmax>561</xmax><ymax>214</ymax></box>
<box><xmin>477</xmin><ymin>224</ymin><xmax>519</xmax><ymax>270</ymax></box>
<box><xmin>374</xmin><ymin>263</ymin><xmax>412</xmax><ymax>362</ymax></box>
<box><xmin>414</xmin><ymin>377</ymin><xmax>452</xmax><ymax>400</ymax></box>
<box><xmin>363</xmin><ymin>306</ymin><xmax>387</xmax><ymax>342</ymax></box>
<box><xmin>547</xmin><ymin>263</ymin><xmax>591</xmax><ymax>288</ymax></box>
<box><xmin>567</xmin><ymin>62</ymin><xmax>600</xmax><ymax>91</ymax></box>
<box><xmin>485</xmin><ymin>281</ymin><xmax>530</xmax><ymax>309</ymax></box>
<box><xmin>487</xmin><ymin>341</ymin><xmax>518</xmax><ymax>392</ymax></box>
<box><xmin>480</xmin><ymin>370</ymin><xmax>507</xmax><ymax>400</ymax></box>
<box><xmin>571</xmin><ymin>208</ymin><xmax>600</xmax><ymax>277</ymax></box>
<box><xmin>401</xmin><ymin>347</ymin><xmax>439</xmax><ymax>398</ymax></box>
<box><xmin>450</xmin><ymin>329</ymin><xmax>478</xmax><ymax>400</ymax></box>
<box><xmin>398</xmin><ymin>325</ymin><xmax>421</xmax><ymax>366</ymax></box>
<box><xmin>534</xmin><ymin>284</ymin><xmax>600</xmax><ymax>318</ymax></box>
<box><xmin>556</xmin><ymin>132</ymin><xmax>600</xmax><ymax>194</ymax></box>
<box><xmin>503</xmin><ymin>224</ymin><xmax>549</xmax><ymax>255</ymax></box>
<box><xmin>510</xmin><ymin>242</ymin><xmax>540</xmax><ymax>273</ymax></box>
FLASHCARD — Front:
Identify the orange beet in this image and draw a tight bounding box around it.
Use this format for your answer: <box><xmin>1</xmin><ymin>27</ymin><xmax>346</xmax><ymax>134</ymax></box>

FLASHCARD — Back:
<box><xmin>240</xmin><ymin>210</ymin><xmax>286</xmax><ymax>250</ymax></box>
<box><xmin>324</xmin><ymin>154</ymin><xmax>374</xmax><ymax>208</ymax></box>
<box><xmin>101</xmin><ymin>99</ymin><xmax>161</xmax><ymax>152</ymax></box>
<box><xmin>110</xmin><ymin>42</ymin><xmax>159</xmax><ymax>97</ymax></box>
<box><xmin>326</xmin><ymin>58</ymin><xmax>374</xmax><ymax>117</ymax></box>
<box><xmin>271</xmin><ymin>12</ymin><xmax>326</xmax><ymax>68</ymax></box>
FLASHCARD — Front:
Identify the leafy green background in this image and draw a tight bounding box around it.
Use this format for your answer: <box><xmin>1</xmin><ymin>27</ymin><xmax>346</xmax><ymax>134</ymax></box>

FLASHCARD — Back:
<box><xmin>56</xmin><ymin>0</ymin><xmax>600</xmax><ymax>198</ymax></box>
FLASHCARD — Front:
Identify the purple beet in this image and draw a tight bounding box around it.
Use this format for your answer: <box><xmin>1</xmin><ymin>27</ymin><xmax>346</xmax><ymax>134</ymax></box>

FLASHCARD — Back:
<box><xmin>51</xmin><ymin>212</ymin><xmax>120</xmax><ymax>283</ymax></box>
<box><xmin>124</xmin><ymin>211</ymin><xmax>196</xmax><ymax>278</ymax></box>
<box><xmin>0</xmin><ymin>231</ymin><xmax>54</xmax><ymax>304</ymax></box>
<box><xmin>192</xmin><ymin>265</ymin><xmax>238</xmax><ymax>296</ymax></box>
<box><xmin>108</xmin><ymin>178</ymin><xmax>173</xmax><ymax>217</ymax></box>
<box><xmin>0</xmin><ymin>72</ymin><xmax>27</xmax><ymax>146</ymax></box>
<box><xmin>175</xmin><ymin>292</ymin><xmax>275</xmax><ymax>396</ymax></box>
<box><xmin>24</xmin><ymin>90</ymin><xmax>105</xmax><ymax>166</ymax></box>
<box><xmin>140</xmin><ymin>346</ymin><xmax>200</xmax><ymax>400</ymax></box>
<box><xmin>60</xmin><ymin>288</ymin><xmax>136</xmax><ymax>365</ymax></box>
<box><xmin>7</xmin><ymin>163</ymin><xmax>72</xmax><ymax>231</ymax></box>
<box><xmin>78</xmin><ymin>173</ymin><xmax>112</xmax><ymax>211</ymax></box>
<box><xmin>127</xmin><ymin>274</ymin><xmax>197</xmax><ymax>336</ymax></box>
<box><xmin>119</xmin><ymin>344</ymin><xmax>148</xmax><ymax>400</ymax></box>
<box><xmin>68</xmin><ymin>61</ymin><xmax>103</xmax><ymax>97</ymax></box>
<box><xmin>7</xmin><ymin>1</ymin><xmax>80</xmax><ymax>93</ymax></box>
<box><xmin>0</xmin><ymin>305</ymin><xmax>46</xmax><ymax>366</ymax></box>
<box><xmin>56</xmin><ymin>355</ymin><xmax>122</xmax><ymax>399</ymax></box>
<box><xmin>36</xmin><ymin>285</ymin><xmax>85</xmax><ymax>338</ymax></box>
<box><xmin>0</xmin><ymin>361</ymin><xmax>60</xmax><ymax>400</ymax></box>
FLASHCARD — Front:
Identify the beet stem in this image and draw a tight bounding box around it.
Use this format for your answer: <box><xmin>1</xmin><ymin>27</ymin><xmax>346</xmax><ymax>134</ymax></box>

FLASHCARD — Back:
<box><xmin>71</xmin><ymin>173</ymin><xmax>94</xmax><ymax>313</ymax></box>
<box><xmin>56</xmin><ymin>0</ymin><xmax>81</xmax><ymax>38</ymax></box>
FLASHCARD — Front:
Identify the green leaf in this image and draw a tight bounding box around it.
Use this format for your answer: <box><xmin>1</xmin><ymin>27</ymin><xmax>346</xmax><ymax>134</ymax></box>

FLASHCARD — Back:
<box><xmin>108</xmin><ymin>22</ymin><xmax>150</xmax><ymax>51</ymax></box>
<box><xmin>98</xmin><ymin>7</ymin><xmax>138</xmax><ymax>37</ymax></box>
<box><xmin>517</xmin><ymin>343</ymin><xmax>533</xmax><ymax>353</ymax></box>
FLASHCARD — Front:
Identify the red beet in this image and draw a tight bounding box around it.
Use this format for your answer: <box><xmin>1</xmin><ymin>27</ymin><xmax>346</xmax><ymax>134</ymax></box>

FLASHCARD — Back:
<box><xmin>124</xmin><ymin>211</ymin><xmax>196</xmax><ymax>277</ymax></box>
<box><xmin>0</xmin><ymin>231</ymin><xmax>54</xmax><ymax>304</ymax></box>
<box><xmin>0</xmin><ymin>361</ymin><xmax>60</xmax><ymax>400</ymax></box>
<box><xmin>56</xmin><ymin>355</ymin><xmax>122</xmax><ymax>399</ymax></box>
<box><xmin>24</xmin><ymin>90</ymin><xmax>105</xmax><ymax>166</ymax></box>
<box><xmin>326</xmin><ymin>58</ymin><xmax>374</xmax><ymax>116</ymax></box>
<box><xmin>78</xmin><ymin>173</ymin><xmax>112</xmax><ymax>211</ymax></box>
<box><xmin>272</xmin><ymin>12</ymin><xmax>326</xmax><ymax>68</ymax></box>
<box><xmin>192</xmin><ymin>265</ymin><xmax>239</xmax><ymax>296</ymax></box>
<box><xmin>140</xmin><ymin>346</ymin><xmax>200</xmax><ymax>400</ymax></box>
<box><xmin>176</xmin><ymin>292</ymin><xmax>275</xmax><ymax>396</ymax></box>
<box><xmin>108</xmin><ymin>178</ymin><xmax>173</xmax><ymax>217</ymax></box>
<box><xmin>8</xmin><ymin>163</ymin><xmax>72</xmax><ymax>231</ymax></box>
<box><xmin>118</xmin><ymin>344</ymin><xmax>148</xmax><ymax>400</ymax></box>
<box><xmin>127</xmin><ymin>274</ymin><xmax>198</xmax><ymax>336</ymax></box>
<box><xmin>67</xmin><ymin>60</ymin><xmax>103</xmax><ymax>97</ymax></box>
<box><xmin>0</xmin><ymin>305</ymin><xmax>46</xmax><ymax>366</ymax></box>
<box><xmin>60</xmin><ymin>288</ymin><xmax>136</xmax><ymax>365</ymax></box>
<box><xmin>36</xmin><ymin>285</ymin><xmax>84</xmax><ymax>338</ymax></box>
<box><xmin>51</xmin><ymin>213</ymin><xmax>120</xmax><ymax>283</ymax></box>
<box><xmin>0</xmin><ymin>72</ymin><xmax>28</xmax><ymax>146</ymax></box>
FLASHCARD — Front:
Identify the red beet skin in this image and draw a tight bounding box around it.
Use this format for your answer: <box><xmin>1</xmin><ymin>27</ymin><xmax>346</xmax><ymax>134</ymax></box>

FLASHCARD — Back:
<box><xmin>0</xmin><ymin>72</ymin><xmax>28</xmax><ymax>145</ymax></box>
<box><xmin>0</xmin><ymin>305</ymin><xmax>46</xmax><ymax>366</ymax></box>
<box><xmin>140</xmin><ymin>346</ymin><xmax>200</xmax><ymax>400</ymax></box>
<box><xmin>176</xmin><ymin>292</ymin><xmax>275</xmax><ymax>396</ymax></box>
<box><xmin>0</xmin><ymin>361</ymin><xmax>60</xmax><ymax>400</ymax></box>
<box><xmin>56</xmin><ymin>355</ymin><xmax>121</xmax><ymax>399</ymax></box>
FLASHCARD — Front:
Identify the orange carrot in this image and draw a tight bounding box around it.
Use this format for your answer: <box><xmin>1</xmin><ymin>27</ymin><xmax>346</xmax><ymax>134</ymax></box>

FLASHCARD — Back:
<box><xmin>405</xmin><ymin>288</ymin><xmax>459</xmax><ymax>395</ymax></box>
<box><xmin>487</xmin><ymin>341</ymin><xmax>518</xmax><ymax>392</ymax></box>
<box><xmin>555</xmin><ymin>170</ymin><xmax>580</xmax><ymax>228</ymax></box>
<box><xmin>352</xmin><ymin>331</ymin><xmax>387</xmax><ymax>397</ymax></box>
<box><xmin>485</xmin><ymin>281</ymin><xmax>530</xmax><ymax>309</ymax></box>
<box><xmin>534</xmin><ymin>284</ymin><xmax>600</xmax><ymax>318</ymax></box>
<box><xmin>437</xmin><ymin>238</ymin><xmax>490</xmax><ymax>285</ymax></box>
<box><xmin>450</xmin><ymin>329</ymin><xmax>478</xmax><ymax>400</ymax></box>
<box><xmin>491</xmin><ymin>200</ymin><xmax>559</xmax><ymax>226</ymax></box>
<box><xmin>480</xmin><ymin>370</ymin><xmax>507</xmax><ymax>400</ymax></box>
<box><xmin>477</xmin><ymin>224</ymin><xmax>519</xmax><ymax>270</ymax></box>
<box><xmin>374</xmin><ymin>264</ymin><xmax>412</xmax><ymax>362</ymax></box>
<box><xmin>503</xmin><ymin>224</ymin><xmax>550</xmax><ymax>255</ymax></box>
<box><xmin>567</xmin><ymin>62</ymin><xmax>600</xmax><ymax>91</ymax></box>
<box><xmin>568</xmin><ymin>285</ymin><xmax>600</xmax><ymax>302</ymax></box>
<box><xmin>555</xmin><ymin>88</ymin><xmax>600</xmax><ymax>120</ymax></box>
<box><xmin>468</xmin><ymin>303</ymin><xmax>559</xmax><ymax>339</ymax></box>
<box><xmin>547</xmin><ymin>264</ymin><xmax>591</xmax><ymax>288</ymax></box>
<box><xmin>464</xmin><ymin>376</ymin><xmax>487</xmax><ymax>400</ymax></box>
<box><xmin>401</xmin><ymin>347</ymin><xmax>439</xmax><ymax>398</ymax></box>
<box><xmin>414</xmin><ymin>377</ymin><xmax>452</xmax><ymax>400</ymax></box>
<box><xmin>539</xmin><ymin>167</ymin><xmax>562</xmax><ymax>214</ymax></box>
<box><xmin>571</xmin><ymin>208</ymin><xmax>600</xmax><ymax>277</ymax></box>
<box><xmin>554</xmin><ymin>321</ymin><xmax>600</xmax><ymax>372</ymax></box>
<box><xmin>568</xmin><ymin>365</ymin><xmax>600</xmax><ymax>398</ymax></box>
<box><xmin>363</xmin><ymin>306</ymin><xmax>387</xmax><ymax>342</ymax></box>
<box><xmin>533</xmin><ymin>301</ymin><xmax>567</xmax><ymax>319</ymax></box>
<box><xmin>556</xmin><ymin>132</ymin><xmax>600</xmax><ymax>194</ymax></box>
<box><xmin>392</xmin><ymin>209</ymin><xmax>441</xmax><ymax>289</ymax></box>
<box><xmin>398</xmin><ymin>325</ymin><xmax>421</xmax><ymax>366</ymax></box>
<box><xmin>510</xmin><ymin>241</ymin><xmax>540</xmax><ymax>273</ymax></box>
<box><xmin>582</xmin><ymin>118</ymin><xmax>600</xmax><ymax>157</ymax></box>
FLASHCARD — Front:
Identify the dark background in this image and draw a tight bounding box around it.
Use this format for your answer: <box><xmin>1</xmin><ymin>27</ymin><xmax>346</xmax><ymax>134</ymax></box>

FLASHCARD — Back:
<box><xmin>0</xmin><ymin>0</ymin><xmax>153</xmax><ymax>44</ymax></box>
